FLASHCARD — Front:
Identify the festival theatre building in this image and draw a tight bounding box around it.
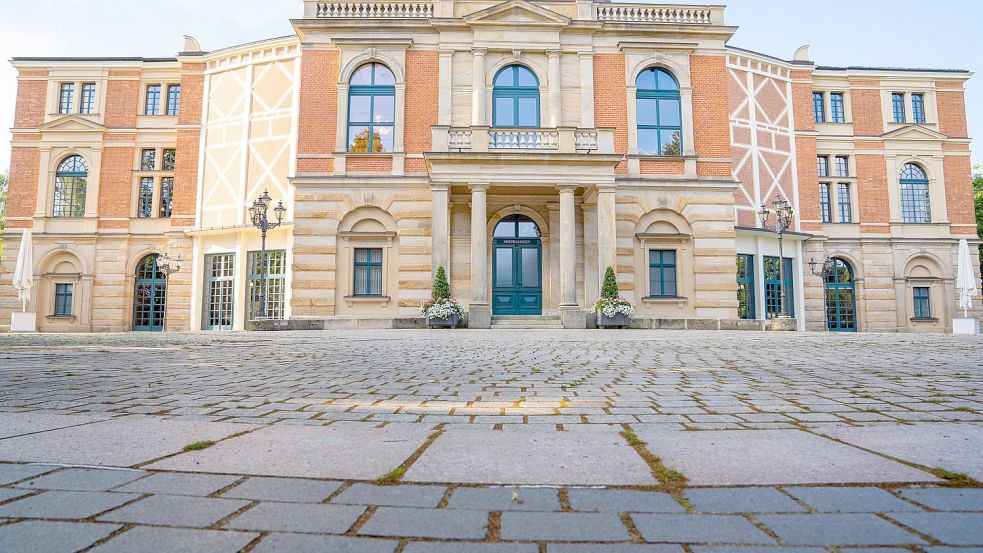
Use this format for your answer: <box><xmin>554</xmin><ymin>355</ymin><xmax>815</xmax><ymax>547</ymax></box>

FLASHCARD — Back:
<box><xmin>2</xmin><ymin>0</ymin><xmax>980</xmax><ymax>333</ymax></box>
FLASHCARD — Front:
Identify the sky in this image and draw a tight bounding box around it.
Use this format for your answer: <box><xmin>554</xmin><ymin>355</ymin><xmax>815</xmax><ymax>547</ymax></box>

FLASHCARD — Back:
<box><xmin>1</xmin><ymin>0</ymin><xmax>982</xmax><ymax>173</ymax></box>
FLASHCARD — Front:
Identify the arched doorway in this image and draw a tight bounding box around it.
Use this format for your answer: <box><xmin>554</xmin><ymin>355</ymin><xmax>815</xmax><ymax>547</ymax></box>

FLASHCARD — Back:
<box><xmin>133</xmin><ymin>254</ymin><xmax>167</xmax><ymax>331</ymax></box>
<box><xmin>824</xmin><ymin>258</ymin><xmax>857</xmax><ymax>332</ymax></box>
<box><xmin>492</xmin><ymin>214</ymin><xmax>542</xmax><ymax>315</ymax></box>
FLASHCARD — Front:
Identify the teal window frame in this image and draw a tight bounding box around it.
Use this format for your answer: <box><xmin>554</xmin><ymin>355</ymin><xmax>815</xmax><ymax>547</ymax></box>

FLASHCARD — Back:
<box><xmin>837</xmin><ymin>183</ymin><xmax>852</xmax><ymax>223</ymax></box>
<box><xmin>912</xmin><ymin>93</ymin><xmax>926</xmax><ymax>124</ymax></box>
<box><xmin>829</xmin><ymin>93</ymin><xmax>845</xmax><ymax>123</ymax></box>
<box><xmin>53</xmin><ymin>155</ymin><xmax>88</xmax><ymax>218</ymax></box>
<box><xmin>834</xmin><ymin>156</ymin><xmax>849</xmax><ymax>177</ymax></box>
<box><xmin>353</xmin><ymin>248</ymin><xmax>384</xmax><ymax>296</ymax></box>
<box><xmin>912</xmin><ymin>286</ymin><xmax>931</xmax><ymax>319</ymax></box>
<box><xmin>648</xmin><ymin>249</ymin><xmax>677</xmax><ymax>297</ymax></box>
<box><xmin>247</xmin><ymin>250</ymin><xmax>287</xmax><ymax>322</ymax></box>
<box><xmin>813</xmin><ymin>92</ymin><xmax>825</xmax><ymax>123</ymax></box>
<box><xmin>145</xmin><ymin>85</ymin><xmax>161</xmax><ymax>116</ymax></box>
<box><xmin>900</xmin><ymin>163</ymin><xmax>931</xmax><ymax>223</ymax></box>
<box><xmin>58</xmin><ymin>83</ymin><xmax>74</xmax><ymax>114</ymax></box>
<box><xmin>819</xmin><ymin>183</ymin><xmax>832</xmax><ymax>223</ymax></box>
<box><xmin>824</xmin><ymin>258</ymin><xmax>857</xmax><ymax>332</ymax></box>
<box><xmin>54</xmin><ymin>283</ymin><xmax>73</xmax><ymax>316</ymax></box>
<box><xmin>635</xmin><ymin>68</ymin><xmax>683</xmax><ymax>156</ymax></box>
<box><xmin>166</xmin><ymin>85</ymin><xmax>181</xmax><ymax>116</ymax></box>
<box><xmin>133</xmin><ymin>254</ymin><xmax>167</xmax><ymax>331</ymax></box>
<box><xmin>492</xmin><ymin>65</ymin><xmax>541</xmax><ymax>128</ymax></box>
<box><xmin>817</xmin><ymin>156</ymin><xmax>829</xmax><ymax>177</ymax></box>
<box><xmin>892</xmin><ymin>93</ymin><xmax>906</xmax><ymax>123</ymax></box>
<box><xmin>162</xmin><ymin>149</ymin><xmax>176</xmax><ymax>171</ymax></box>
<box><xmin>736</xmin><ymin>254</ymin><xmax>755</xmax><ymax>320</ymax></box>
<box><xmin>137</xmin><ymin>177</ymin><xmax>154</xmax><ymax>218</ymax></box>
<box><xmin>347</xmin><ymin>63</ymin><xmax>396</xmax><ymax>153</ymax></box>
<box><xmin>764</xmin><ymin>256</ymin><xmax>794</xmax><ymax>318</ymax></box>
<box><xmin>80</xmin><ymin>83</ymin><xmax>96</xmax><ymax>114</ymax></box>
<box><xmin>159</xmin><ymin>177</ymin><xmax>173</xmax><ymax>218</ymax></box>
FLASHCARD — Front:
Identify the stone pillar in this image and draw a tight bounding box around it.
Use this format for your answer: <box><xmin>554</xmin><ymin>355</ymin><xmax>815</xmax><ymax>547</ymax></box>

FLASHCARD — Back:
<box><xmin>471</xmin><ymin>49</ymin><xmax>487</xmax><ymax>127</ymax></box>
<box><xmin>548</xmin><ymin>51</ymin><xmax>562</xmax><ymax>127</ymax></box>
<box><xmin>596</xmin><ymin>185</ymin><xmax>618</xmax><ymax>288</ymax></box>
<box><xmin>468</xmin><ymin>184</ymin><xmax>491</xmax><ymax>328</ymax></box>
<box><xmin>431</xmin><ymin>184</ymin><xmax>450</xmax><ymax>280</ymax></box>
<box><xmin>559</xmin><ymin>185</ymin><xmax>586</xmax><ymax>328</ymax></box>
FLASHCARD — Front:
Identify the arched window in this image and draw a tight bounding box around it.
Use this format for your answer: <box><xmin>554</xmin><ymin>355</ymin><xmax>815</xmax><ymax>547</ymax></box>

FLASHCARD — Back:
<box><xmin>899</xmin><ymin>163</ymin><xmax>930</xmax><ymax>223</ymax></box>
<box><xmin>493</xmin><ymin>65</ymin><xmax>539</xmax><ymax>128</ymax></box>
<box><xmin>53</xmin><ymin>155</ymin><xmax>88</xmax><ymax>218</ymax></box>
<box><xmin>133</xmin><ymin>254</ymin><xmax>167</xmax><ymax>331</ymax></box>
<box><xmin>347</xmin><ymin>62</ymin><xmax>396</xmax><ymax>153</ymax></box>
<box><xmin>493</xmin><ymin>214</ymin><xmax>541</xmax><ymax>238</ymax></box>
<box><xmin>636</xmin><ymin>68</ymin><xmax>682</xmax><ymax>156</ymax></box>
<box><xmin>824</xmin><ymin>258</ymin><xmax>857</xmax><ymax>332</ymax></box>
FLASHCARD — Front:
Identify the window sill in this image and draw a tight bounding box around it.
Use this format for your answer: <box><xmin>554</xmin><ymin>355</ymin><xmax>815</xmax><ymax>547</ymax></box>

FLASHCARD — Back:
<box><xmin>344</xmin><ymin>295</ymin><xmax>391</xmax><ymax>308</ymax></box>
<box><xmin>45</xmin><ymin>315</ymin><xmax>77</xmax><ymax>322</ymax></box>
<box><xmin>628</xmin><ymin>154</ymin><xmax>695</xmax><ymax>161</ymax></box>
<box><xmin>910</xmin><ymin>317</ymin><xmax>938</xmax><ymax>323</ymax></box>
<box><xmin>336</xmin><ymin>152</ymin><xmax>397</xmax><ymax>157</ymax></box>
<box><xmin>642</xmin><ymin>296</ymin><xmax>688</xmax><ymax>305</ymax></box>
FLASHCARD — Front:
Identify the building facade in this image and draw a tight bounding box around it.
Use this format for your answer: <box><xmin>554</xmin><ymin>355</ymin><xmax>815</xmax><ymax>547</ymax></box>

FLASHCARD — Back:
<box><xmin>2</xmin><ymin>0</ymin><xmax>980</xmax><ymax>333</ymax></box>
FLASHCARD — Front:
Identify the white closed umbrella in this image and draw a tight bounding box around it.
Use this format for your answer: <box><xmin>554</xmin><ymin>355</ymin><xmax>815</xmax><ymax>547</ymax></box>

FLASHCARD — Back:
<box><xmin>11</xmin><ymin>230</ymin><xmax>33</xmax><ymax>313</ymax></box>
<box><xmin>956</xmin><ymin>238</ymin><xmax>978</xmax><ymax>318</ymax></box>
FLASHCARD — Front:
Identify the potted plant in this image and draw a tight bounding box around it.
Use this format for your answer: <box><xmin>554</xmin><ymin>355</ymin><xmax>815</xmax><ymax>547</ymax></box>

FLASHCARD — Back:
<box><xmin>592</xmin><ymin>267</ymin><xmax>635</xmax><ymax>329</ymax></box>
<box><xmin>421</xmin><ymin>266</ymin><xmax>464</xmax><ymax>329</ymax></box>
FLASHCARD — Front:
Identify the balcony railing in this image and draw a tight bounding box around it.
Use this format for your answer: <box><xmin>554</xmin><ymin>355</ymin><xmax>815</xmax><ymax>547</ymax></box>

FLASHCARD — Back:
<box><xmin>432</xmin><ymin>127</ymin><xmax>615</xmax><ymax>154</ymax></box>
<box><xmin>594</xmin><ymin>4</ymin><xmax>717</xmax><ymax>24</ymax></box>
<box><xmin>315</xmin><ymin>1</ymin><xmax>434</xmax><ymax>18</ymax></box>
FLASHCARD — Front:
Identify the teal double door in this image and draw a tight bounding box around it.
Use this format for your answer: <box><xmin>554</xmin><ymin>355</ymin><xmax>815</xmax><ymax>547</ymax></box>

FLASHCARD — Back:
<box><xmin>492</xmin><ymin>238</ymin><xmax>542</xmax><ymax>315</ymax></box>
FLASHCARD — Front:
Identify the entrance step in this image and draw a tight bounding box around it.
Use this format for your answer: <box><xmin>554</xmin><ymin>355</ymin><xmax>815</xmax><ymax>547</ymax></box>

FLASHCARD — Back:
<box><xmin>490</xmin><ymin>316</ymin><xmax>564</xmax><ymax>330</ymax></box>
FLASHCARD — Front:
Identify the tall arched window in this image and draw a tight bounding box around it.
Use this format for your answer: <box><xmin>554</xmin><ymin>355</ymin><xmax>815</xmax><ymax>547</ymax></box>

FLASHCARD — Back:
<box><xmin>347</xmin><ymin>62</ymin><xmax>396</xmax><ymax>153</ymax></box>
<box><xmin>133</xmin><ymin>254</ymin><xmax>167</xmax><ymax>331</ymax></box>
<box><xmin>636</xmin><ymin>68</ymin><xmax>682</xmax><ymax>156</ymax></box>
<box><xmin>899</xmin><ymin>163</ymin><xmax>931</xmax><ymax>223</ymax></box>
<box><xmin>53</xmin><ymin>155</ymin><xmax>88</xmax><ymax>218</ymax></box>
<box><xmin>493</xmin><ymin>65</ymin><xmax>539</xmax><ymax>128</ymax></box>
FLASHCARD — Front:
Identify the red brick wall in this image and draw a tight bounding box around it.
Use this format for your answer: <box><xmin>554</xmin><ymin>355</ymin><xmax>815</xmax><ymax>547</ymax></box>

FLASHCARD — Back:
<box><xmin>171</xmin><ymin>62</ymin><xmax>205</xmax><ymax>228</ymax></box>
<box><xmin>850</xmin><ymin>80</ymin><xmax>883</xmax><ymax>136</ymax></box>
<box><xmin>855</xmin><ymin>149</ymin><xmax>889</xmax><ymax>232</ymax></box>
<box><xmin>936</xmin><ymin>83</ymin><xmax>968</xmax><ymax>138</ymax></box>
<box><xmin>593</xmin><ymin>53</ymin><xmax>627</xmax><ymax>174</ymax></box>
<box><xmin>13</xmin><ymin>71</ymin><xmax>47</xmax><ymax>128</ymax></box>
<box><xmin>5</xmin><ymin>146</ymin><xmax>40</xmax><ymax>228</ymax></box>
<box><xmin>691</xmin><ymin>55</ymin><xmax>732</xmax><ymax>177</ymax></box>
<box><xmin>404</xmin><ymin>50</ymin><xmax>438</xmax><ymax>159</ymax></box>
<box><xmin>795</xmin><ymin>137</ymin><xmax>822</xmax><ymax>232</ymax></box>
<box><xmin>297</xmin><ymin>50</ymin><xmax>340</xmax><ymax>174</ymax></box>
<box><xmin>943</xmin><ymin>154</ymin><xmax>976</xmax><ymax>233</ymax></box>
<box><xmin>640</xmin><ymin>159</ymin><xmax>684</xmax><ymax>175</ymax></box>
<box><xmin>346</xmin><ymin>156</ymin><xmax>393</xmax><ymax>174</ymax></box>
<box><xmin>790</xmin><ymin>71</ymin><xmax>815</xmax><ymax>132</ymax></box>
<box><xmin>97</xmin><ymin>145</ymin><xmax>134</xmax><ymax>228</ymax></box>
<box><xmin>104</xmin><ymin>70</ymin><xmax>140</xmax><ymax>128</ymax></box>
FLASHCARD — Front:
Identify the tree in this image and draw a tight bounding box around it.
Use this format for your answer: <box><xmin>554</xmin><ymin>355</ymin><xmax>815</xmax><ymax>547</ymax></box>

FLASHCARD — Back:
<box><xmin>0</xmin><ymin>172</ymin><xmax>7</xmax><ymax>257</ymax></box>
<box><xmin>601</xmin><ymin>266</ymin><xmax>619</xmax><ymax>299</ymax></box>
<box><xmin>432</xmin><ymin>266</ymin><xmax>450</xmax><ymax>300</ymax></box>
<box><xmin>975</xmin><ymin>165</ymin><xmax>983</xmax><ymax>267</ymax></box>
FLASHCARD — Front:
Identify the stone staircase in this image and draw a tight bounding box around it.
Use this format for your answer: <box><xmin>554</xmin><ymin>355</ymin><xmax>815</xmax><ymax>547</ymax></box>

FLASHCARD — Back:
<box><xmin>490</xmin><ymin>315</ymin><xmax>564</xmax><ymax>330</ymax></box>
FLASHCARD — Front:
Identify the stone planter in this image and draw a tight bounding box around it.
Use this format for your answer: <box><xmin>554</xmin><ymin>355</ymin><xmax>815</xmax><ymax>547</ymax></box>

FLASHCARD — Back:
<box><xmin>427</xmin><ymin>313</ymin><xmax>461</xmax><ymax>329</ymax></box>
<box><xmin>596</xmin><ymin>312</ymin><xmax>630</xmax><ymax>329</ymax></box>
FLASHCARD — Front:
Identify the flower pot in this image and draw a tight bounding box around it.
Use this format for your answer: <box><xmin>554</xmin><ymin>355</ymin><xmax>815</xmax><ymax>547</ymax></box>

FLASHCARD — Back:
<box><xmin>427</xmin><ymin>313</ymin><xmax>461</xmax><ymax>329</ymax></box>
<box><xmin>597</xmin><ymin>312</ymin><xmax>630</xmax><ymax>329</ymax></box>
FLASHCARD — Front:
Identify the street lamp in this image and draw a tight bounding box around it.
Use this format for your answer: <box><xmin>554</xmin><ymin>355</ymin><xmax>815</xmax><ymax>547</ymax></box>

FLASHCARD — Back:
<box><xmin>758</xmin><ymin>193</ymin><xmax>794</xmax><ymax>318</ymax></box>
<box><xmin>156</xmin><ymin>252</ymin><xmax>183</xmax><ymax>332</ymax></box>
<box><xmin>808</xmin><ymin>256</ymin><xmax>835</xmax><ymax>279</ymax></box>
<box><xmin>248</xmin><ymin>190</ymin><xmax>287</xmax><ymax>320</ymax></box>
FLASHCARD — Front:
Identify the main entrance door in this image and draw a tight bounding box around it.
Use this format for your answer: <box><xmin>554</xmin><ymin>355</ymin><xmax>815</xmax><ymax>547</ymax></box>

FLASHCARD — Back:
<box><xmin>824</xmin><ymin>257</ymin><xmax>857</xmax><ymax>332</ymax></box>
<box><xmin>132</xmin><ymin>254</ymin><xmax>167</xmax><ymax>331</ymax></box>
<box><xmin>492</xmin><ymin>215</ymin><xmax>542</xmax><ymax>315</ymax></box>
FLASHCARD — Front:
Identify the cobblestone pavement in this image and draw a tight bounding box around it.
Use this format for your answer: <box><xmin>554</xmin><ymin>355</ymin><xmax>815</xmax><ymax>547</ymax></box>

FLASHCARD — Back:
<box><xmin>0</xmin><ymin>329</ymin><xmax>981</xmax><ymax>550</ymax></box>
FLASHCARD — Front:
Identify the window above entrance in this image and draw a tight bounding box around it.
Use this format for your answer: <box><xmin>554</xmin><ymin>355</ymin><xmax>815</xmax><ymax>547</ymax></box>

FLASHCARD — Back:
<box><xmin>494</xmin><ymin>214</ymin><xmax>541</xmax><ymax>238</ymax></box>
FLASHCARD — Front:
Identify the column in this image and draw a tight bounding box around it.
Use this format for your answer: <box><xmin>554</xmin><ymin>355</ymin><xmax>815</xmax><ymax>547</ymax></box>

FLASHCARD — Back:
<box><xmin>431</xmin><ymin>184</ymin><xmax>450</xmax><ymax>279</ymax></box>
<box><xmin>548</xmin><ymin>51</ymin><xmax>562</xmax><ymax>128</ymax></box>
<box><xmin>558</xmin><ymin>185</ymin><xmax>578</xmax><ymax>306</ymax></box>
<box><xmin>469</xmin><ymin>184</ymin><xmax>491</xmax><ymax>328</ymax></box>
<box><xmin>596</xmin><ymin>185</ymin><xmax>618</xmax><ymax>286</ymax></box>
<box><xmin>471</xmin><ymin>48</ymin><xmax>487</xmax><ymax>127</ymax></box>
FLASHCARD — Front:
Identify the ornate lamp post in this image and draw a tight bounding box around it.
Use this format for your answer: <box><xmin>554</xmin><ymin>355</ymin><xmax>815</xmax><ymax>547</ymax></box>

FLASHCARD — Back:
<box><xmin>758</xmin><ymin>193</ymin><xmax>794</xmax><ymax>318</ymax></box>
<box><xmin>808</xmin><ymin>256</ymin><xmax>835</xmax><ymax>279</ymax></box>
<box><xmin>156</xmin><ymin>252</ymin><xmax>182</xmax><ymax>332</ymax></box>
<box><xmin>248</xmin><ymin>190</ymin><xmax>286</xmax><ymax>320</ymax></box>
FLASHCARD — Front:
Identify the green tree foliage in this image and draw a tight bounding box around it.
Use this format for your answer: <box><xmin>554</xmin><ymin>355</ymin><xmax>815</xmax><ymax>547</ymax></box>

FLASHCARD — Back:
<box><xmin>432</xmin><ymin>266</ymin><xmax>450</xmax><ymax>299</ymax></box>
<box><xmin>601</xmin><ymin>266</ymin><xmax>619</xmax><ymax>299</ymax></box>
<box><xmin>0</xmin><ymin>172</ymin><xmax>7</xmax><ymax>256</ymax></box>
<box><xmin>974</xmin><ymin>165</ymin><xmax>983</xmax><ymax>266</ymax></box>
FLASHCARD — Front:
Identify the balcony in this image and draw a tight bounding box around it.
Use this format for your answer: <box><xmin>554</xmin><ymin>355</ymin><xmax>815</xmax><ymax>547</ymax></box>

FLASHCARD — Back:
<box><xmin>593</xmin><ymin>3</ymin><xmax>722</xmax><ymax>24</ymax></box>
<box><xmin>432</xmin><ymin>127</ymin><xmax>615</xmax><ymax>155</ymax></box>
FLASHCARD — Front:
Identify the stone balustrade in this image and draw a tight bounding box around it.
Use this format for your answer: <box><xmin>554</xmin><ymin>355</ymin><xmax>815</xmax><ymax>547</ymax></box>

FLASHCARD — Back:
<box><xmin>315</xmin><ymin>1</ymin><xmax>434</xmax><ymax>18</ymax></box>
<box><xmin>593</xmin><ymin>3</ymin><xmax>718</xmax><ymax>24</ymax></box>
<box><xmin>432</xmin><ymin>127</ymin><xmax>615</xmax><ymax>154</ymax></box>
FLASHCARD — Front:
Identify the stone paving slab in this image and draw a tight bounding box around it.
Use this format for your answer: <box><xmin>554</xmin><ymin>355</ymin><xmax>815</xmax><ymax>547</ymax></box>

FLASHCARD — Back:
<box><xmin>820</xmin><ymin>424</ymin><xmax>983</xmax><ymax>481</ymax></box>
<box><xmin>567</xmin><ymin>489</ymin><xmax>684</xmax><ymax>513</ymax></box>
<box><xmin>225</xmin><ymin>501</ymin><xmax>365</xmax><ymax>533</ymax></box>
<box><xmin>406</xmin><ymin>427</ymin><xmax>658</xmax><ymax>486</ymax></box>
<box><xmin>114</xmin><ymin>472</ymin><xmax>241</xmax><ymax>496</ymax></box>
<box><xmin>897</xmin><ymin>488</ymin><xmax>983</xmax><ymax>511</ymax></box>
<box><xmin>630</xmin><ymin>513</ymin><xmax>776</xmax><ymax>544</ymax></box>
<box><xmin>333</xmin><ymin>483</ymin><xmax>446</xmax><ymax>508</ymax></box>
<box><xmin>684</xmin><ymin>487</ymin><xmax>806</xmax><ymax>513</ymax></box>
<box><xmin>499</xmin><ymin>511</ymin><xmax>632</xmax><ymax>541</ymax></box>
<box><xmin>357</xmin><ymin>506</ymin><xmax>489</xmax><ymax>539</ymax></box>
<box><xmin>549</xmin><ymin>546</ymin><xmax>686</xmax><ymax>553</ymax></box>
<box><xmin>886</xmin><ymin>513</ymin><xmax>983</xmax><ymax>545</ymax></box>
<box><xmin>634</xmin><ymin>428</ymin><xmax>940</xmax><ymax>486</ymax></box>
<box><xmin>0</xmin><ymin>463</ymin><xmax>60</xmax><ymax>485</ymax></box>
<box><xmin>0</xmin><ymin>520</ymin><xmax>121</xmax><ymax>553</ymax></box>
<box><xmin>0</xmin><ymin>412</ymin><xmax>110</xmax><ymax>439</ymax></box>
<box><xmin>783</xmin><ymin>486</ymin><xmax>923</xmax><ymax>513</ymax></box>
<box><xmin>251</xmin><ymin>533</ymin><xmax>399</xmax><ymax>553</ymax></box>
<box><xmin>757</xmin><ymin>514</ymin><xmax>925</xmax><ymax>545</ymax></box>
<box><xmin>148</xmin><ymin>425</ymin><xmax>432</xmax><ymax>480</ymax></box>
<box><xmin>15</xmin><ymin>467</ymin><xmax>146</xmax><ymax>492</ymax></box>
<box><xmin>0</xmin><ymin>417</ymin><xmax>256</xmax><ymax>467</ymax></box>
<box><xmin>447</xmin><ymin>486</ymin><xmax>561</xmax><ymax>511</ymax></box>
<box><xmin>97</xmin><ymin>494</ymin><xmax>249</xmax><ymax>527</ymax></box>
<box><xmin>403</xmin><ymin>543</ymin><xmax>540</xmax><ymax>553</ymax></box>
<box><xmin>0</xmin><ymin>490</ymin><xmax>140</xmax><ymax>519</ymax></box>
<box><xmin>90</xmin><ymin>526</ymin><xmax>258</xmax><ymax>553</ymax></box>
<box><xmin>221</xmin><ymin>476</ymin><xmax>342</xmax><ymax>503</ymax></box>
<box><xmin>0</xmin><ymin>487</ymin><xmax>31</xmax><ymax>503</ymax></box>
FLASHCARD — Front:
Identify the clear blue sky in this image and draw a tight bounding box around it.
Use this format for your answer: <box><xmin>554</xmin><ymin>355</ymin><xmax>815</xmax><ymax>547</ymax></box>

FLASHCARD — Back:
<box><xmin>1</xmin><ymin>0</ymin><xmax>981</xmax><ymax>173</ymax></box>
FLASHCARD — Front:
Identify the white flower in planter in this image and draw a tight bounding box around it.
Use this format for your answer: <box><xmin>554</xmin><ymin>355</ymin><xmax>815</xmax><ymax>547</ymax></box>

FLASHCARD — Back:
<box><xmin>590</xmin><ymin>296</ymin><xmax>636</xmax><ymax>318</ymax></box>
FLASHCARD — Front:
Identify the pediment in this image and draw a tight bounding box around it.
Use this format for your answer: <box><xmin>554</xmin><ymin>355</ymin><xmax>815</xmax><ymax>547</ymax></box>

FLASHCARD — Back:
<box><xmin>882</xmin><ymin>124</ymin><xmax>948</xmax><ymax>141</ymax></box>
<box><xmin>38</xmin><ymin>116</ymin><xmax>106</xmax><ymax>133</ymax></box>
<box><xmin>464</xmin><ymin>0</ymin><xmax>571</xmax><ymax>26</ymax></box>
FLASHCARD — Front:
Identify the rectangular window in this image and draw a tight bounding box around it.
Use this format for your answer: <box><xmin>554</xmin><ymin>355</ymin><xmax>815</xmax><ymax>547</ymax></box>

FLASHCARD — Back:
<box><xmin>166</xmin><ymin>85</ymin><xmax>181</xmax><ymax>116</ymax></box>
<box><xmin>162</xmin><ymin>149</ymin><xmax>176</xmax><ymax>171</ymax></box>
<box><xmin>892</xmin><ymin>93</ymin><xmax>906</xmax><ymax>123</ymax></box>
<box><xmin>813</xmin><ymin>92</ymin><xmax>825</xmax><ymax>123</ymax></box>
<box><xmin>159</xmin><ymin>177</ymin><xmax>173</xmax><ymax>218</ymax></box>
<box><xmin>353</xmin><ymin>248</ymin><xmax>383</xmax><ymax>296</ymax></box>
<box><xmin>141</xmin><ymin>149</ymin><xmax>157</xmax><ymax>171</ymax></box>
<box><xmin>837</xmin><ymin>183</ymin><xmax>853</xmax><ymax>223</ymax></box>
<box><xmin>648</xmin><ymin>249</ymin><xmax>677</xmax><ymax>297</ymax></box>
<box><xmin>764</xmin><ymin>256</ymin><xmax>794</xmax><ymax>318</ymax></box>
<box><xmin>817</xmin><ymin>156</ymin><xmax>829</xmax><ymax>177</ymax></box>
<box><xmin>137</xmin><ymin>177</ymin><xmax>154</xmax><ymax>218</ymax></box>
<box><xmin>54</xmin><ymin>284</ymin><xmax>73</xmax><ymax>316</ymax></box>
<box><xmin>145</xmin><ymin>85</ymin><xmax>161</xmax><ymax>116</ymax></box>
<box><xmin>79</xmin><ymin>83</ymin><xmax>96</xmax><ymax>114</ymax></box>
<box><xmin>830</xmin><ymin>93</ymin><xmax>845</xmax><ymax>123</ymax></box>
<box><xmin>736</xmin><ymin>254</ymin><xmax>755</xmax><ymax>320</ymax></box>
<box><xmin>912</xmin><ymin>287</ymin><xmax>931</xmax><ymax>319</ymax></box>
<box><xmin>247</xmin><ymin>250</ymin><xmax>287</xmax><ymax>321</ymax></box>
<box><xmin>912</xmin><ymin>93</ymin><xmax>926</xmax><ymax>124</ymax></box>
<box><xmin>820</xmin><ymin>183</ymin><xmax>832</xmax><ymax>223</ymax></box>
<box><xmin>204</xmin><ymin>253</ymin><xmax>235</xmax><ymax>330</ymax></box>
<box><xmin>834</xmin><ymin>156</ymin><xmax>849</xmax><ymax>177</ymax></box>
<box><xmin>900</xmin><ymin>181</ymin><xmax>931</xmax><ymax>223</ymax></box>
<box><xmin>58</xmin><ymin>83</ymin><xmax>75</xmax><ymax>114</ymax></box>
